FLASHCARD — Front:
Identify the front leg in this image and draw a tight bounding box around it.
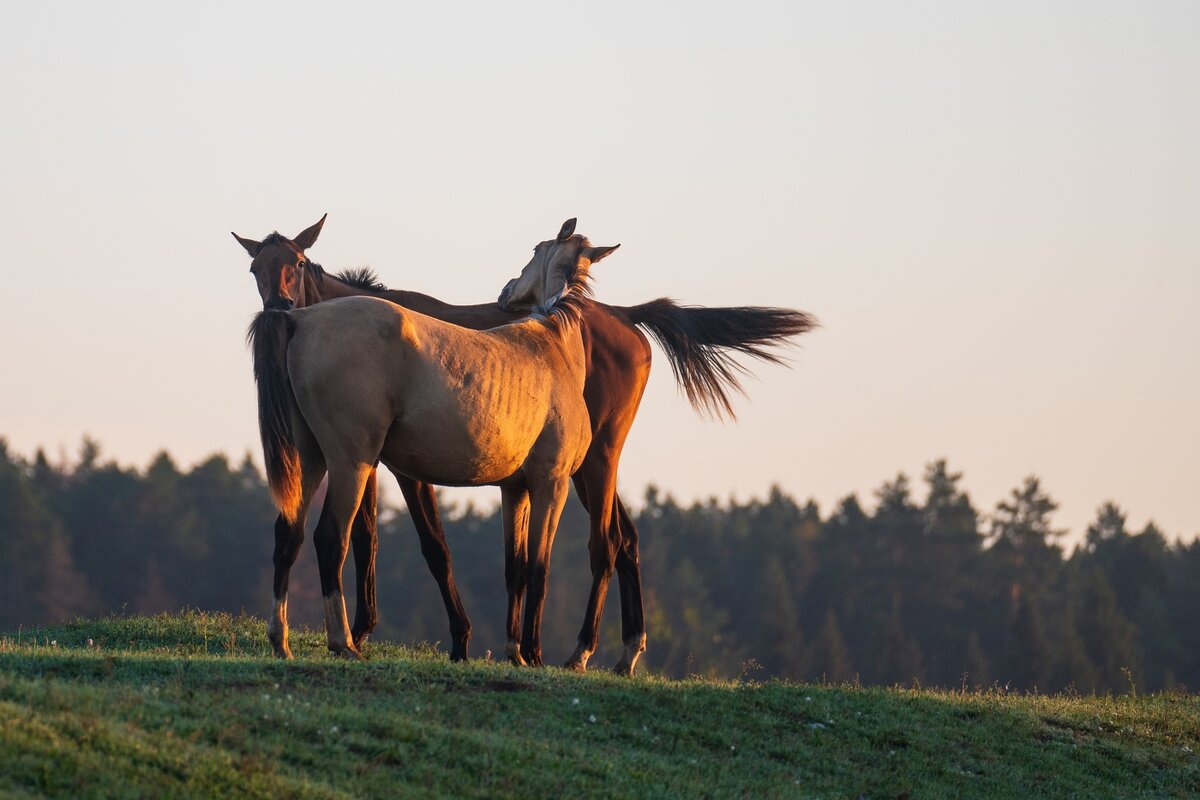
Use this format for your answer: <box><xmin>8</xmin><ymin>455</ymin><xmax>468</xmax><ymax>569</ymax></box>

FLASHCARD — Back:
<box><xmin>501</xmin><ymin>487</ymin><xmax>530</xmax><ymax>666</ymax></box>
<box><xmin>394</xmin><ymin>475</ymin><xmax>473</xmax><ymax>661</ymax></box>
<box><xmin>521</xmin><ymin>477</ymin><xmax>570</xmax><ymax>668</ymax></box>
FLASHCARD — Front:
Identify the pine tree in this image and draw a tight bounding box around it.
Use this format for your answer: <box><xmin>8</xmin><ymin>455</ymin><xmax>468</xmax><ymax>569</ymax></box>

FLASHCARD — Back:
<box><xmin>802</xmin><ymin>610</ymin><xmax>854</xmax><ymax>683</ymax></box>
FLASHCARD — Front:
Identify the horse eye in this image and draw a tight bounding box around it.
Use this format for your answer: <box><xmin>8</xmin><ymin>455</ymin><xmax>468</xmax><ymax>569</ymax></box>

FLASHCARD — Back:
<box><xmin>296</xmin><ymin>261</ymin><xmax>306</xmax><ymax>270</ymax></box>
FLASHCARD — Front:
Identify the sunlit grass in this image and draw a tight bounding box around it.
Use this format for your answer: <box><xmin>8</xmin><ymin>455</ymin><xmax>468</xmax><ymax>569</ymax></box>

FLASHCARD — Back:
<box><xmin>1</xmin><ymin>612</ymin><xmax>1197</xmax><ymax>798</ymax></box>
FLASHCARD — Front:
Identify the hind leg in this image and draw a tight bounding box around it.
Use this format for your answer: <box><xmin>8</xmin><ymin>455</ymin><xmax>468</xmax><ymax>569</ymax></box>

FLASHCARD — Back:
<box><xmin>611</xmin><ymin>494</ymin><xmax>647</xmax><ymax>676</ymax></box>
<box><xmin>268</xmin><ymin>447</ymin><xmax>326</xmax><ymax>659</ymax></box>
<box><xmin>350</xmin><ymin>469</ymin><xmax>379</xmax><ymax>649</ymax></box>
<box><xmin>313</xmin><ymin>459</ymin><xmax>373</xmax><ymax>660</ymax></box>
<box><xmin>565</xmin><ymin>461</ymin><xmax>618</xmax><ymax>672</ymax></box>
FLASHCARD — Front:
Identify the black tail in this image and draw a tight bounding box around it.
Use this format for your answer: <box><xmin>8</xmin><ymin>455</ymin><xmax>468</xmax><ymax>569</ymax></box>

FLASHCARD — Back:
<box><xmin>626</xmin><ymin>298</ymin><xmax>818</xmax><ymax>419</ymax></box>
<box><xmin>247</xmin><ymin>311</ymin><xmax>302</xmax><ymax>522</ymax></box>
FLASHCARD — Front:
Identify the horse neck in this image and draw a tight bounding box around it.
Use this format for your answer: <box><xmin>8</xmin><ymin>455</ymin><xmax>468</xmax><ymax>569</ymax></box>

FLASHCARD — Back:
<box><xmin>302</xmin><ymin>271</ymin><xmax>371</xmax><ymax>307</ymax></box>
<box><xmin>383</xmin><ymin>290</ymin><xmax>516</xmax><ymax>330</ymax></box>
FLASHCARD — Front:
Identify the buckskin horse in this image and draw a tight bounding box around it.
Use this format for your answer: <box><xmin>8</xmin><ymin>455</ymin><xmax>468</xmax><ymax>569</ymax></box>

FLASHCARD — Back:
<box><xmin>234</xmin><ymin>215</ymin><xmax>816</xmax><ymax>673</ymax></box>
<box><xmin>247</xmin><ymin>220</ymin><xmax>608</xmax><ymax>663</ymax></box>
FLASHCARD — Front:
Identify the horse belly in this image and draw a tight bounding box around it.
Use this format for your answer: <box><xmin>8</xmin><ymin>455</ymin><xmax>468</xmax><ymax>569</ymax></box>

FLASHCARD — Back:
<box><xmin>381</xmin><ymin>395</ymin><xmax>544</xmax><ymax>487</ymax></box>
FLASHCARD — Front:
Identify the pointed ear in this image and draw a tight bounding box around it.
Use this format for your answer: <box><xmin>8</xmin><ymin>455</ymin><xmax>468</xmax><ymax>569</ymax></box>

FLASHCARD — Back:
<box><xmin>293</xmin><ymin>213</ymin><xmax>327</xmax><ymax>251</ymax></box>
<box><xmin>232</xmin><ymin>232</ymin><xmax>262</xmax><ymax>257</ymax></box>
<box><xmin>556</xmin><ymin>218</ymin><xmax>577</xmax><ymax>242</ymax></box>
<box><xmin>585</xmin><ymin>244</ymin><xmax>620</xmax><ymax>263</ymax></box>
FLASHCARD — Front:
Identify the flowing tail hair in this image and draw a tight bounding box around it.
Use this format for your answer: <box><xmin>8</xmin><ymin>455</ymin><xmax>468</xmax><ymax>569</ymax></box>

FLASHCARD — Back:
<box><xmin>247</xmin><ymin>311</ymin><xmax>303</xmax><ymax>523</ymax></box>
<box><xmin>626</xmin><ymin>299</ymin><xmax>818</xmax><ymax>419</ymax></box>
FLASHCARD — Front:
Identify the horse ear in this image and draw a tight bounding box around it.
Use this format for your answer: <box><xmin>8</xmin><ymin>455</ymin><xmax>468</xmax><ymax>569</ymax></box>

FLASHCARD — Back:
<box><xmin>293</xmin><ymin>213</ymin><xmax>328</xmax><ymax>251</ymax></box>
<box><xmin>232</xmin><ymin>232</ymin><xmax>262</xmax><ymax>257</ymax></box>
<box><xmin>586</xmin><ymin>244</ymin><xmax>620</xmax><ymax>263</ymax></box>
<box><xmin>557</xmin><ymin>218</ymin><xmax>577</xmax><ymax>242</ymax></box>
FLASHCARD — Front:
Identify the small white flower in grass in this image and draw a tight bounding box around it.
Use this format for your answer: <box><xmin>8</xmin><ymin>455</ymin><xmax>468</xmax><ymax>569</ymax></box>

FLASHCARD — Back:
<box><xmin>589</xmin><ymin>714</ymin><xmax>597</xmax><ymax>723</ymax></box>
<box><xmin>807</xmin><ymin>722</ymin><xmax>825</xmax><ymax>730</ymax></box>
<box><xmin>87</xmin><ymin>639</ymin><xmax>94</xmax><ymax>648</ymax></box>
<box><xmin>730</xmin><ymin>745</ymin><xmax>736</xmax><ymax>752</ymax></box>
<box><xmin>689</xmin><ymin>758</ymin><xmax>698</xmax><ymax>766</ymax></box>
<box><xmin>273</xmin><ymin>683</ymin><xmax>279</xmax><ymax>690</ymax></box>
<box><xmin>804</xmin><ymin>696</ymin><xmax>812</xmax><ymax>703</ymax></box>
<box><xmin>572</xmin><ymin>697</ymin><xmax>580</xmax><ymax>706</ymax></box>
<box><xmin>50</xmin><ymin>640</ymin><xmax>57</xmax><ymax>647</ymax></box>
<box><xmin>330</xmin><ymin>725</ymin><xmax>339</xmax><ymax>734</ymax></box>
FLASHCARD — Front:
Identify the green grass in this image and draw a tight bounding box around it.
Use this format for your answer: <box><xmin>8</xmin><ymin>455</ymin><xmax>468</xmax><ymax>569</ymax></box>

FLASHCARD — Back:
<box><xmin>1</xmin><ymin>613</ymin><xmax>1197</xmax><ymax>799</ymax></box>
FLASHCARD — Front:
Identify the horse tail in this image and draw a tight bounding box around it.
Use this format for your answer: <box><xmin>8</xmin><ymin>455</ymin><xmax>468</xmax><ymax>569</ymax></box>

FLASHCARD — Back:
<box><xmin>625</xmin><ymin>298</ymin><xmax>818</xmax><ymax>420</ymax></box>
<box><xmin>247</xmin><ymin>311</ymin><xmax>303</xmax><ymax>523</ymax></box>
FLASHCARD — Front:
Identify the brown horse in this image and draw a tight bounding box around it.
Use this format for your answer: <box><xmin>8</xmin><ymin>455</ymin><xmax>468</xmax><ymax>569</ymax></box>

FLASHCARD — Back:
<box><xmin>247</xmin><ymin>220</ymin><xmax>606</xmax><ymax>662</ymax></box>
<box><xmin>234</xmin><ymin>216</ymin><xmax>816</xmax><ymax>673</ymax></box>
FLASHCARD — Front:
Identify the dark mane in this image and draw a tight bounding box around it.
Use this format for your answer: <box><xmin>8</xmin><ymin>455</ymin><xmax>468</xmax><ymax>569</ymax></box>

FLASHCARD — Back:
<box><xmin>335</xmin><ymin>268</ymin><xmax>388</xmax><ymax>293</ymax></box>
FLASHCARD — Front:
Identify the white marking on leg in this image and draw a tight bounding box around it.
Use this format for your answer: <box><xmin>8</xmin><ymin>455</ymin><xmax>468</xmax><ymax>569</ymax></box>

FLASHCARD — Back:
<box><xmin>323</xmin><ymin>593</ymin><xmax>356</xmax><ymax>656</ymax></box>
<box><xmin>268</xmin><ymin>596</ymin><xmax>290</xmax><ymax>656</ymax></box>
<box><xmin>505</xmin><ymin>641</ymin><xmax>527</xmax><ymax>667</ymax></box>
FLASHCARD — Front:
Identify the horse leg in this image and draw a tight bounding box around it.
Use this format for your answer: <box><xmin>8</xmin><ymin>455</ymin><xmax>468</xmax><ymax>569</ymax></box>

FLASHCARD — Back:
<box><xmin>521</xmin><ymin>477</ymin><xmax>570</xmax><ymax>667</ymax></box>
<box><xmin>268</xmin><ymin>449</ymin><xmax>325</xmax><ymax>660</ymax></box>
<box><xmin>350</xmin><ymin>469</ymin><xmax>379</xmax><ymax>649</ymax></box>
<box><xmin>394</xmin><ymin>475</ymin><xmax>472</xmax><ymax>661</ymax></box>
<box><xmin>312</xmin><ymin>461</ymin><xmax>372</xmax><ymax>660</ymax></box>
<box><xmin>565</xmin><ymin>461</ymin><xmax>618</xmax><ymax>672</ymax></box>
<box><xmin>501</xmin><ymin>486</ymin><xmax>530</xmax><ymax>666</ymax></box>
<box><xmin>611</xmin><ymin>494</ymin><xmax>647</xmax><ymax>676</ymax></box>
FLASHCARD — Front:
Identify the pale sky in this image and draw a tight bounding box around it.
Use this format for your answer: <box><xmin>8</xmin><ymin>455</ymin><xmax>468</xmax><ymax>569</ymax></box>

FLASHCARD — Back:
<box><xmin>1</xmin><ymin>2</ymin><xmax>1197</xmax><ymax>543</ymax></box>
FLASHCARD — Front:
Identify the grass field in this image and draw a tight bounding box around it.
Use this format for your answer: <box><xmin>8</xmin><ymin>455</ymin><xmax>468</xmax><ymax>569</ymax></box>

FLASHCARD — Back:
<box><xmin>1</xmin><ymin>612</ymin><xmax>1197</xmax><ymax>798</ymax></box>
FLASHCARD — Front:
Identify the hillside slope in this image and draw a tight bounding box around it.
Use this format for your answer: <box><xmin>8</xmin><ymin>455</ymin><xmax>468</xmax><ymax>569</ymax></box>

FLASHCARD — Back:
<box><xmin>1</xmin><ymin>613</ymin><xmax>1197</xmax><ymax>798</ymax></box>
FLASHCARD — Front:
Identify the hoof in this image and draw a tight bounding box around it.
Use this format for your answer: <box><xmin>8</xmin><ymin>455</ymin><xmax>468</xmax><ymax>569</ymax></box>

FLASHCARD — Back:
<box><xmin>564</xmin><ymin>644</ymin><xmax>592</xmax><ymax>672</ymax></box>
<box><xmin>505</xmin><ymin>642</ymin><xmax>527</xmax><ymax>667</ymax></box>
<box><xmin>329</xmin><ymin>645</ymin><xmax>364</xmax><ymax>661</ymax></box>
<box><xmin>613</xmin><ymin>635</ymin><xmax>646</xmax><ymax>676</ymax></box>
<box><xmin>612</xmin><ymin>659</ymin><xmax>635</xmax><ymax>677</ymax></box>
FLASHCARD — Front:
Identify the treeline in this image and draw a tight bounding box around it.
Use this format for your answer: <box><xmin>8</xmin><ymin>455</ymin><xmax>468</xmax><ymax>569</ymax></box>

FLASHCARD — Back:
<box><xmin>2</xmin><ymin>437</ymin><xmax>1196</xmax><ymax>693</ymax></box>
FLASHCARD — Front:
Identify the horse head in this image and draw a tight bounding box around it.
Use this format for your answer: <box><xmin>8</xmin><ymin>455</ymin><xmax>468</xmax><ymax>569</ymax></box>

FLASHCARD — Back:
<box><xmin>497</xmin><ymin>218</ymin><xmax>619</xmax><ymax>313</ymax></box>
<box><xmin>232</xmin><ymin>215</ymin><xmax>328</xmax><ymax>311</ymax></box>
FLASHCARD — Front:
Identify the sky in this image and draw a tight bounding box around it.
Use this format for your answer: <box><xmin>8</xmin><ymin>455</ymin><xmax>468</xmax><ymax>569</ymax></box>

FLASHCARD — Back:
<box><xmin>1</xmin><ymin>2</ymin><xmax>1197</xmax><ymax>544</ymax></box>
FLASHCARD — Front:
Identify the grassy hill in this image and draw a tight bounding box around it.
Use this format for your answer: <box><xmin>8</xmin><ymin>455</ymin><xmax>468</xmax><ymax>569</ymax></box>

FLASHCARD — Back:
<box><xmin>1</xmin><ymin>613</ymin><xmax>1197</xmax><ymax>798</ymax></box>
